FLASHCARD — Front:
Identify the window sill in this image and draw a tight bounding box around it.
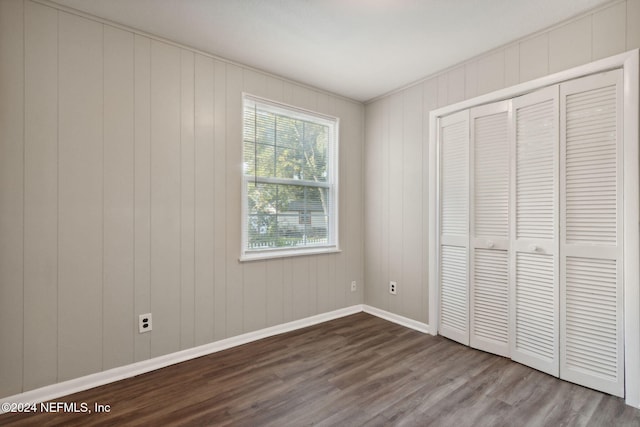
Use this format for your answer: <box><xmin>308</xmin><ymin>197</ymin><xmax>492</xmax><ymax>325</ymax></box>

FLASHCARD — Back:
<box><xmin>239</xmin><ymin>246</ymin><xmax>341</xmax><ymax>262</ymax></box>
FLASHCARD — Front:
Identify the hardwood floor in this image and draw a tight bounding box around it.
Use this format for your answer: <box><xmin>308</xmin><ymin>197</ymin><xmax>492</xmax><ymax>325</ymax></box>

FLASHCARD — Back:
<box><xmin>2</xmin><ymin>312</ymin><xmax>639</xmax><ymax>426</ymax></box>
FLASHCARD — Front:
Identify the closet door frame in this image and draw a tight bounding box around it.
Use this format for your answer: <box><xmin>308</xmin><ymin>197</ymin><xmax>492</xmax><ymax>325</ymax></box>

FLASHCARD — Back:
<box><xmin>428</xmin><ymin>49</ymin><xmax>639</xmax><ymax>408</ymax></box>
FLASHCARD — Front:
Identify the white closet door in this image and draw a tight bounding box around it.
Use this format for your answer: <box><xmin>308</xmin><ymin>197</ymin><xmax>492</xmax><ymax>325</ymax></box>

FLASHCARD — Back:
<box><xmin>510</xmin><ymin>86</ymin><xmax>560</xmax><ymax>376</ymax></box>
<box><xmin>469</xmin><ymin>101</ymin><xmax>510</xmax><ymax>357</ymax></box>
<box><xmin>560</xmin><ymin>69</ymin><xmax>624</xmax><ymax>397</ymax></box>
<box><xmin>439</xmin><ymin>110</ymin><xmax>470</xmax><ymax>345</ymax></box>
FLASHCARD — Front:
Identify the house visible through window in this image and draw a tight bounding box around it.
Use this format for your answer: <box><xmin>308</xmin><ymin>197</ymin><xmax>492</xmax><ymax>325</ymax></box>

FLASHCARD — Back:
<box><xmin>241</xmin><ymin>94</ymin><xmax>339</xmax><ymax>260</ymax></box>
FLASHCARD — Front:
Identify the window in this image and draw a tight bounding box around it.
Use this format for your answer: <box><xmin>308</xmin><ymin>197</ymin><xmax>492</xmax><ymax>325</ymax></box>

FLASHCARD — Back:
<box><xmin>241</xmin><ymin>94</ymin><xmax>339</xmax><ymax>261</ymax></box>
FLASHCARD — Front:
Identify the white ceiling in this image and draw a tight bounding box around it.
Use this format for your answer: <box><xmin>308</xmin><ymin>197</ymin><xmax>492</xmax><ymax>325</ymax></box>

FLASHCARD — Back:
<box><xmin>52</xmin><ymin>0</ymin><xmax>611</xmax><ymax>102</ymax></box>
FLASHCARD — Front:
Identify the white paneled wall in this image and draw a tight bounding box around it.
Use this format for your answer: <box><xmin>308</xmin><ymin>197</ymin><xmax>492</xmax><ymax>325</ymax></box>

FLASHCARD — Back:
<box><xmin>364</xmin><ymin>0</ymin><xmax>640</xmax><ymax>324</ymax></box>
<box><xmin>0</xmin><ymin>0</ymin><xmax>364</xmax><ymax>398</ymax></box>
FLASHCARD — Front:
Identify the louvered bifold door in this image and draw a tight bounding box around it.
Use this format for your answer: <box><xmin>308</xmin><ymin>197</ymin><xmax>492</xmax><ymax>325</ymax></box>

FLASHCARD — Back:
<box><xmin>469</xmin><ymin>101</ymin><xmax>510</xmax><ymax>357</ymax></box>
<box><xmin>439</xmin><ymin>110</ymin><xmax>470</xmax><ymax>345</ymax></box>
<box><xmin>510</xmin><ymin>86</ymin><xmax>560</xmax><ymax>376</ymax></box>
<box><xmin>559</xmin><ymin>69</ymin><xmax>624</xmax><ymax>397</ymax></box>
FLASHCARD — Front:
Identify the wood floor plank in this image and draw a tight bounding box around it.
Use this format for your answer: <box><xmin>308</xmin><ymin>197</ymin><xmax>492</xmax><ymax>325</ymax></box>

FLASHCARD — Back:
<box><xmin>1</xmin><ymin>312</ymin><xmax>639</xmax><ymax>426</ymax></box>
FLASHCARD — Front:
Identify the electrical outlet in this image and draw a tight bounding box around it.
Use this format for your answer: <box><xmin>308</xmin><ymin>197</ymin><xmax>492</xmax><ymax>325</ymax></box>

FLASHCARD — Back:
<box><xmin>351</xmin><ymin>281</ymin><xmax>357</xmax><ymax>292</ymax></box>
<box><xmin>389</xmin><ymin>281</ymin><xmax>397</xmax><ymax>295</ymax></box>
<box><xmin>139</xmin><ymin>313</ymin><xmax>152</xmax><ymax>333</ymax></box>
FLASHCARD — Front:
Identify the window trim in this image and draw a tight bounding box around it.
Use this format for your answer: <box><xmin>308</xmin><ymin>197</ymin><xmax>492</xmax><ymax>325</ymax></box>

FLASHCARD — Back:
<box><xmin>240</xmin><ymin>93</ymin><xmax>340</xmax><ymax>261</ymax></box>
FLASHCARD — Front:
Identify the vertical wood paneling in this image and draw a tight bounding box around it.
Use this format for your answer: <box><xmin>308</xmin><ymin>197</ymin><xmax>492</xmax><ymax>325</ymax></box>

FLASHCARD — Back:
<box><xmin>1</xmin><ymin>0</ymin><xmax>368</xmax><ymax>399</ymax></box>
<box><xmin>388</xmin><ymin>92</ymin><xmax>403</xmax><ymax>314</ymax></box>
<box><xmin>282</xmin><ymin>257</ymin><xmax>294</xmax><ymax>322</ymax></box>
<box><xmin>346</xmin><ymin>100</ymin><xmax>364</xmax><ymax>307</ymax></box>
<box><xmin>464</xmin><ymin>62</ymin><xmax>478</xmax><ymax>100</ymax></box>
<box><xmin>339</xmin><ymin>100</ymin><xmax>355</xmax><ymax>306</ymax></box>
<box><xmin>327</xmin><ymin>253</ymin><xmax>337</xmax><ymax>311</ymax></box>
<box><xmin>266</xmin><ymin>260</ymin><xmax>284</xmax><ymax>326</ymax></box>
<box><xmin>402</xmin><ymin>85</ymin><xmax>423</xmax><ymax>320</ymax></box>
<box><xmin>331</xmin><ymin>94</ymin><xmax>347</xmax><ymax>312</ymax></box>
<box><xmin>422</xmin><ymin>78</ymin><xmax>438</xmax><ymax>321</ymax></box>
<box><xmin>180</xmin><ymin>49</ymin><xmax>195</xmax><ymax>349</ymax></box>
<box><xmin>103</xmin><ymin>24</ymin><xmax>135</xmax><ymax>370</ymax></box>
<box><xmin>194</xmin><ymin>53</ymin><xmax>215</xmax><ymax>346</ymax></box>
<box><xmin>627</xmin><ymin>0</ymin><xmax>640</xmax><ymax>49</ymax></box>
<box><xmin>212</xmin><ymin>59</ymin><xmax>227</xmax><ymax>341</ymax></box>
<box><xmin>447</xmin><ymin>67</ymin><xmax>465</xmax><ymax>104</ymax></box>
<box><xmin>316</xmin><ymin>255</ymin><xmax>331</xmax><ymax>313</ymax></box>
<box><xmin>243</xmin><ymin>69</ymin><xmax>267</xmax><ymax>97</ymax></box>
<box><xmin>58</xmin><ymin>12</ymin><xmax>103</xmax><ymax>380</ymax></box>
<box><xmin>437</xmin><ymin>74</ymin><xmax>448</xmax><ymax>107</ymax></box>
<box><xmin>133</xmin><ymin>34</ymin><xmax>152</xmax><ymax>362</ymax></box>
<box><xmin>225</xmin><ymin>63</ymin><xmax>244</xmax><ymax>335</ymax></box>
<box><xmin>477</xmin><ymin>50</ymin><xmax>505</xmax><ymax>95</ymax></box>
<box><xmin>266</xmin><ymin>75</ymin><xmax>284</xmax><ymax>102</ymax></box>
<box><xmin>242</xmin><ymin>256</ymin><xmax>266</xmax><ymax>330</ymax></box>
<box><xmin>519</xmin><ymin>34</ymin><xmax>549</xmax><ymax>83</ymax></box>
<box><xmin>364</xmin><ymin>101</ymin><xmax>384</xmax><ymax>310</ymax></box>
<box><xmin>292</xmin><ymin>256</ymin><xmax>312</xmax><ymax>319</ymax></box>
<box><xmin>23</xmin><ymin>0</ymin><xmax>57</xmax><ymax>391</ymax></box>
<box><xmin>379</xmin><ymin>98</ymin><xmax>390</xmax><ymax>312</ymax></box>
<box><xmin>150</xmin><ymin>40</ymin><xmax>181</xmax><ymax>357</ymax></box>
<box><xmin>504</xmin><ymin>44</ymin><xmax>520</xmax><ymax>87</ymax></box>
<box><xmin>549</xmin><ymin>16</ymin><xmax>592</xmax><ymax>73</ymax></box>
<box><xmin>0</xmin><ymin>0</ymin><xmax>24</xmax><ymax>397</ymax></box>
<box><xmin>292</xmin><ymin>85</ymin><xmax>317</xmax><ymax>110</ymax></box>
<box><xmin>309</xmin><ymin>256</ymin><xmax>319</xmax><ymax>312</ymax></box>
<box><xmin>592</xmin><ymin>2</ymin><xmax>626</xmax><ymax>60</ymax></box>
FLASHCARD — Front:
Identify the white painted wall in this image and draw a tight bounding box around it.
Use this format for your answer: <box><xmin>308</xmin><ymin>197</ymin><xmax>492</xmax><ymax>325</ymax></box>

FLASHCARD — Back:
<box><xmin>0</xmin><ymin>0</ymin><xmax>364</xmax><ymax>398</ymax></box>
<box><xmin>364</xmin><ymin>0</ymin><xmax>640</xmax><ymax>324</ymax></box>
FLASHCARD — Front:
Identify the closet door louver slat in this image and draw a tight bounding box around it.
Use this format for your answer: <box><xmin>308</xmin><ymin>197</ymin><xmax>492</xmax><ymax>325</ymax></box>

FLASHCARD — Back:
<box><xmin>438</xmin><ymin>110</ymin><xmax>470</xmax><ymax>346</ymax></box>
<box><xmin>510</xmin><ymin>86</ymin><xmax>560</xmax><ymax>377</ymax></box>
<box><xmin>440</xmin><ymin>246</ymin><xmax>468</xmax><ymax>335</ymax></box>
<box><xmin>560</xmin><ymin>70</ymin><xmax>624</xmax><ymax>397</ymax></box>
<box><xmin>434</xmin><ymin>67</ymin><xmax>627</xmax><ymax>398</ymax></box>
<box><xmin>470</xmin><ymin>102</ymin><xmax>510</xmax><ymax>357</ymax></box>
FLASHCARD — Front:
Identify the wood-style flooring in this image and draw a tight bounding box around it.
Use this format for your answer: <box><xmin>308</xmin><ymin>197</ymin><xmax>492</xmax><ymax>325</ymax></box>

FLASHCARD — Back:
<box><xmin>2</xmin><ymin>312</ymin><xmax>639</xmax><ymax>426</ymax></box>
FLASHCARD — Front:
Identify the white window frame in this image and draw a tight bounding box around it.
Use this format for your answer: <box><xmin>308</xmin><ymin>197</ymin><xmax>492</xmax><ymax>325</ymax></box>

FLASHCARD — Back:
<box><xmin>240</xmin><ymin>93</ymin><xmax>340</xmax><ymax>262</ymax></box>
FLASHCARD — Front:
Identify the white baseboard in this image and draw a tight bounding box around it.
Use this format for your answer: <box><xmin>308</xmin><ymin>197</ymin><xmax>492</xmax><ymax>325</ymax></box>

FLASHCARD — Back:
<box><xmin>362</xmin><ymin>305</ymin><xmax>434</xmax><ymax>335</ymax></box>
<box><xmin>0</xmin><ymin>305</ymin><xmax>362</xmax><ymax>411</ymax></box>
<box><xmin>0</xmin><ymin>303</ymin><xmax>432</xmax><ymax>412</ymax></box>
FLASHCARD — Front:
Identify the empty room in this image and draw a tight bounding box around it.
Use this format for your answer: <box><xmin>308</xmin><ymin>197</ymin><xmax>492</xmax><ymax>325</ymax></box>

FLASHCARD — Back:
<box><xmin>1</xmin><ymin>0</ymin><xmax>640</xmax><ymax>425</ymax></box>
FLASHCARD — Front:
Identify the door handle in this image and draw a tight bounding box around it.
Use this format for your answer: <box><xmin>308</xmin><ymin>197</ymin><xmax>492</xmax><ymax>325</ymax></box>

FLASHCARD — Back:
<box><xmin>529</xmin><ymin>244</ymin><xmax>538</xmax><ymax>252</ymax></box>
<box><xmin>487</xmin><ymin>240</ymin><xmax>494</xmax><ymax>248</ymax></box>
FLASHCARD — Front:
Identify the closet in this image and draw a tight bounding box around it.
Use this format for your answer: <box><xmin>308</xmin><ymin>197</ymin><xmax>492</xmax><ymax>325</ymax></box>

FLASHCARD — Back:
<box><xmin>436</xmin><ymin>68</ymin><xmax>626</xmax><ymax>397</ymax></box>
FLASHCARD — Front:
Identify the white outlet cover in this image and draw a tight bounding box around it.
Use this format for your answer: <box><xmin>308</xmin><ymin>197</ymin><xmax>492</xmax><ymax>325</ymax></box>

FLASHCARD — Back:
<box><xmin>351</xmin><ymin>281</ymin><xmax>357</xmax><ymax>292</ymax></box>
<box><xmin>139</xmin><ymin>313</ymin><xmax>152</xmax><ymax>333</ymax></box>
<box><xmin>389</xmin><ymin>281</ymin><xmax>397</xmax><ymax>295</ymax></box>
